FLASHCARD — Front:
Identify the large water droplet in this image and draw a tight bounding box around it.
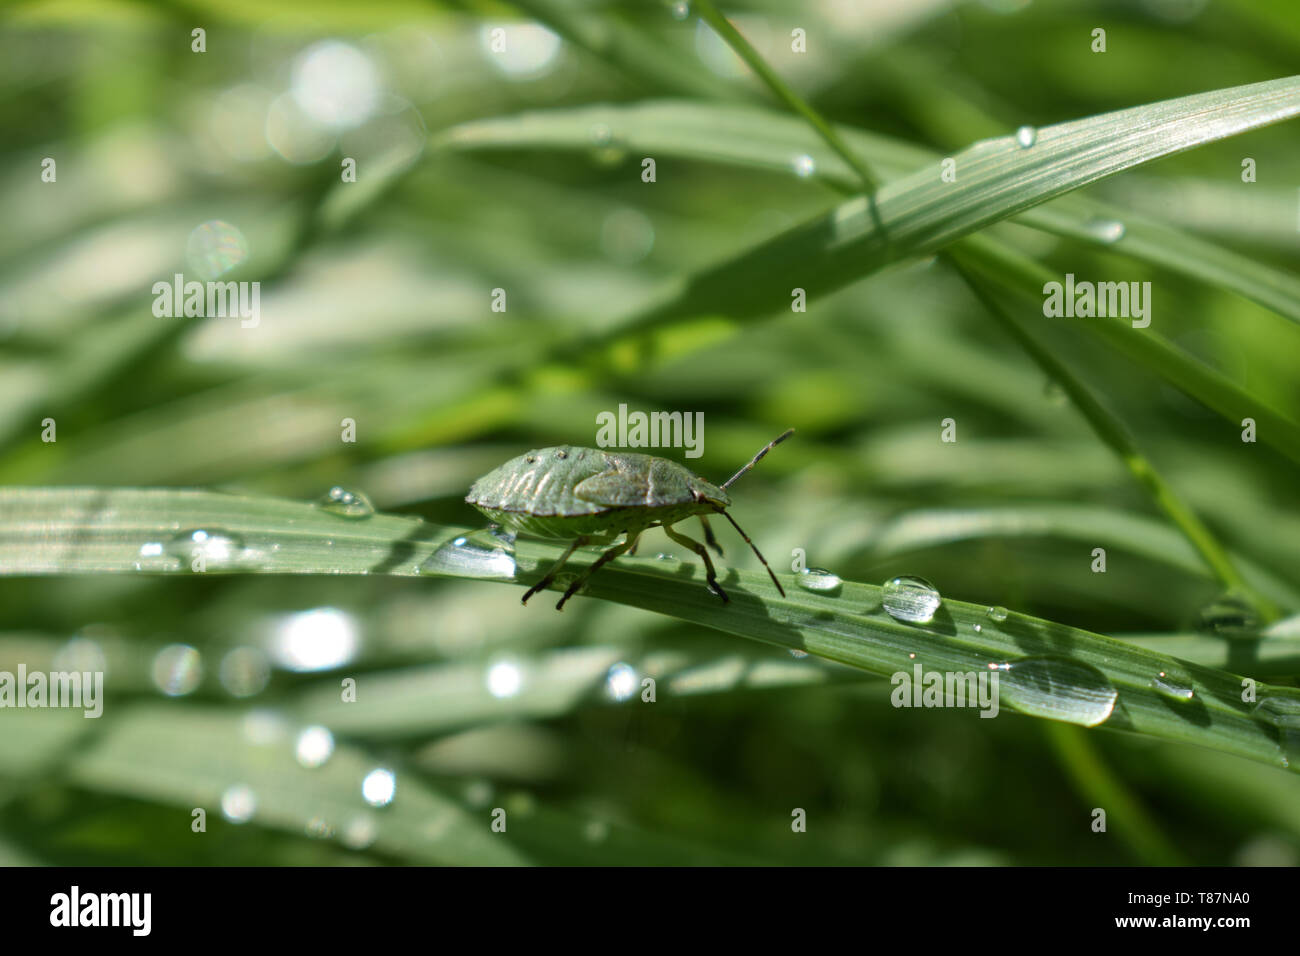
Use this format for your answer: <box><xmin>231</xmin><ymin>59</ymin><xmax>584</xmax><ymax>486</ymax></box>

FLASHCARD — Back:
<box><xmin>295</xmin><ymin>725</ymin><xmax>335</xmax><ymax>768</ymax></box>
<box><xmin>994</xmin><ymin>656</ymin><xmax>1117</xmax><ymax>726</ymax></box>
<box><xmin>1085</xmin><ymin>218</ymin><xmax>1126</xmax><ymax>243</ymax></box>
<box><xmin>362</xmin><ymin>768</ymin><xmax>397</xmax><ymax>807</ymax></box>
<box><xmin>1014</xmin><ymin>125</ymin><xmax>1037</xmax><ymax>148</ymax></box>
<box><xmin>221</xmin><ymin>783</ymin><xmax>257</xmax><ymax>823</ymax></box>
<box><xmin>986</xmin><ymin>606</ymin><xmax>1009</xmax><ymax>623</ymax></box>
<box><xmin>1151</xmin><ymin>670</ymin><xmax>1195</xmax><ymax>703</ymax></box>
<box><xmin>317</xmin><ymin>485</ymin><xmax>374</xmax><ymax>518</ymax></box>
<box><xmin>882</xmin><ymin>575</ymin><xmax>941</xmax><ymax>623</ymax></box>
<box><xmin>605</xmin><ymin>662</ymin><xmax>638</xmax><ymax>701</ymax></box>
<box><xmin>1197</xmin><ymin>592</ymin><xmax>1260</xmax><ymax>637</ymax></box>
<box><xmin>164</xmin><ymin>529</ymin><xmax>248</xmax><ymax>570</ymax></box>
<box><xmin>421</xmin><ymin>529</ymin><xmax>518</xmax><ymax>580</ymax></box>
<box><xmin>486</xmin><ymin>659</ymin><xmax>524</xmax><ymax>698</ymax></box>
<box><xmin>1253</xmin><ymin>694</ymin><xmax>1300</xmax><ymax>770</ymax></box>
<box><xmin>151</xmin><ymin>643</ymin><xmax>202</xmax><ymax>696</ymax></box>
<box><xmin>797</xmin><ymin>567</ymin><xmax>843</xmax><ymax>595</ymax></box>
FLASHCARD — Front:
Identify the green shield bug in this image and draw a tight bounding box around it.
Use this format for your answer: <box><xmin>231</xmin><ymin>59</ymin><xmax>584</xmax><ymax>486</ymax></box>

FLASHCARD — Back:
<box><xmin>466</xmin><ymin>429</ymin><xmax>794</xmax><ymax>610</ymax></box>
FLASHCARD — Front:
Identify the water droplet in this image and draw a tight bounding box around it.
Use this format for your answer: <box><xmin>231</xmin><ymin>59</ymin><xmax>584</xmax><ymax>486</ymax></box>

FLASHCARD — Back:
<box><xmin>464</xmin><ymin>780</ymin><xmax>494</xmax><ymax>807</ymax></box>
<box><xmin>1085</xmin><ymin>218</ymin><xmax>1126</xmax><ymax>243</ymax></box>
<box><xmin>789</xmin><ymin>648</ymin><xmax>809</xmax><ymax>659</ymax></box>
<box><xmin>317</xmin><ymin>485</ymin><xmax>374</xmax><ymax>518</ymax></box>
<box><xmin>271</xmin><ymin>607</ymin><xmax>360</xmax><ymax>672</ymax></box>
<box><xmin>996</xmin><ymin>656</ymin><xmax>1117</xmax><ymax>726</ymax></box>
<box><xmin>362</xmin><ymin>768</ymin><xmax>397</xmax><ymax>807</ymax></box>
<box><xmin>986</xmin><ymin>606</ymin><xmax>1009</xmax><ymax>623</ymax></box>
<box><xmin>221</xmin><ymin>783</ymin><xmax>257</xmax><ymax>823</ymax></box>
<box><xmin>295</xmin><ymin>725</ymin><xmax>335</xmax><ymax>768</ymax></box>
<box><xmin>422</xmin><ymin>529</ymin><xmax>518</xmax><ymax>580</ymax></box>
<box><xmin>1253</xmin><ymin>694</ymin><xmax>1300</xmax><ymax>770</ymax></box>
<box><xmin>1198</xmin><ymin>592</ymin><xmax>1260</xmax><ymax>637</ymax></box>
<box><xmin>1151</xmin><ymin>670</ymin><xmax>1195</xmax><ymax>702</ymax></box>
<box><xmin>1043</xmin><ymin>379</ymin><xmax>1068</xmax><ymax>405</ymax></box>
<box><xmin>588</xmin><ymin>123</ymin><xmax>625</xmax><ymax>165</ymax></box>
<box><xmin>486</xmin><ymin>659</ymin><xmax>524</xmax><ymax>698</ymax></box>
<box><xmin>653</xmin><ymin>552</ymin><xmax>680</xmax><ymax>567</ymax></box>
<box><xmin>164</xmin><ymin>528</ymin><xmax>247</xmax><ymax>570</ymax></box>
<box><xmin>305</xmin><ymin>816</ymin><xmax>335</xmax><ymax>839</ymax></box>
<box><xmin>150</xmin><ymin>644</ymin><xmax>202</xmax><ymax>696</ymax></box>
<box><xmin>186</xmin><ymin>220</ymin><xmax>249</xmax><ymax>280</ymax></box>
<box><xmin>605</xmin><ymin>662</ymin><xmax>638</xmax><ymax>701</ymax></box>
<box><xmin>797</xmin><ymin>567</ymin><xmax>843</xmax><ymax>595</ymax></box>
<box><xmin>671</xmin><ymin>0</ymin><xmax>690</xmax><ymax>20</ymax></box>
<box><xmin>218</xmin><ymin>646</ymin><xmax>270</xmax><ymax>697</ymax></box>
<box><xmin>792</xmin><ymin>154</ymin><xmax>816</xmax><ymax>178</ymax></box>
<box><xmin>973</xmin><ymin>623</ymin><xmax>982</xmax><ymax>633</ymax></box>
<box><xmin>1014</xmin><ymin>125</ymin><xmax>1037</xmax><ymax>148</ymax></box>
<box><xmin>342</xmin><ymin>813</ymin><xmax>378</xmax><ymax>849</ymax></box>
<box><xmin>882</xmin><ymin>575</ymin><xmax>941</xmax><ymax>624</ymax></box>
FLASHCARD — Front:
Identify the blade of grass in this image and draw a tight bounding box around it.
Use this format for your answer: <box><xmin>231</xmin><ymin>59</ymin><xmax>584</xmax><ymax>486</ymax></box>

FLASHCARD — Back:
<box><xmin>2</xmin><ymin>487</ymin><xmax>1298</xmax><ymax>775</ymax></box>
<box><xmin>688</xmin><ymin>8</ymin><xmax>1281</xmax><ymax>619</ymax></box>
<box><xmin>953</xmin><ymin>260</ymin><xmax>1280</xmax><ymax>620</ymax></box>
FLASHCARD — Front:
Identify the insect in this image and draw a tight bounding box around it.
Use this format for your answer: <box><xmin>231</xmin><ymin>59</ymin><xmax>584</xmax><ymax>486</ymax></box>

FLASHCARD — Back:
<box><xmin>465</xmin><ymin>429</ymin><xmax>794</xmax><ymax>610</ymax></box>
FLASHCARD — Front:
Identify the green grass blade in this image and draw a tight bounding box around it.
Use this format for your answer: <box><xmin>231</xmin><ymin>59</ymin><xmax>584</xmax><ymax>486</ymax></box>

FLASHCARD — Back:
<box><xmin>3</xmin><ymin>487</ymin><xmax>1297</xmax><ymax>775</ymax></box>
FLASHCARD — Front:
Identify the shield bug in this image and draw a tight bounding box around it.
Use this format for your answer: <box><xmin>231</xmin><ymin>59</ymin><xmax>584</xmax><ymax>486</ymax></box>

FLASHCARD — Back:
<box><xmin>466</xmin><ymin>429</ymin><xmax>794</xmax><ymax>610</ymax></box>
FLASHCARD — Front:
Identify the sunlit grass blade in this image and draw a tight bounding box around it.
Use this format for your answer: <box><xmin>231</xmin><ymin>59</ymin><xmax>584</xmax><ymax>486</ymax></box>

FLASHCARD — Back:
<box><xmin>3</xmin><ymin>487</ymin><xmax>1298</xmax><ymax>774</ymax></box>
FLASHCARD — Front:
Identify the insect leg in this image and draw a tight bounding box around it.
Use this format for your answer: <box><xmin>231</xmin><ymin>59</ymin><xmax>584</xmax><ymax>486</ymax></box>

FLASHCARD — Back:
<box><xmin>556</xmin><ymin>533</ymin><xmax>639</xmax><ymax>611</ymax></box>
<box><xmin>522</xmin><ymin>536</ymin><xmax>588</xmax><ymax>605</ymax></box>
<box><xmin>698</xmin><ymin>514</ymin><xmax>724</xmax><ymax>557</ymax></box>
<box><xmin>664</xmin><ymin>524</ymin><xmax>729</xmax><ymax>604</ymax></box>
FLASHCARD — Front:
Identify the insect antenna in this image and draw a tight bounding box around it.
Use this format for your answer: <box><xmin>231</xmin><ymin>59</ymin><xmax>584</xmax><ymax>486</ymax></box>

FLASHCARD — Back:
<box><xmin>721</xmin><ymin>428</ymin><xmax>795</xmax><ymax>490</ymax></box>
<box><xmin>717</xmin><ymin>508</ymin><xmax>786</xmax><ymax>598</ymax></box>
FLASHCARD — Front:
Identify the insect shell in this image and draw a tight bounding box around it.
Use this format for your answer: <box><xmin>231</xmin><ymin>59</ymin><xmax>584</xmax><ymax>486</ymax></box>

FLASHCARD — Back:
<box><xmin>466</xmin><ymin>430</ymin><xmax>793</xmax><ymax>610</ymax></box>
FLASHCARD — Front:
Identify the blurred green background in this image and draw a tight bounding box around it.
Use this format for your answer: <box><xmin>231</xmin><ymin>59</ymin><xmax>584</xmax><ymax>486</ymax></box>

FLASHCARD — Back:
<box><xmin>1</xmin><ymin>0</ymin><xmax>1298</xmax><ymax>865</ymax></box>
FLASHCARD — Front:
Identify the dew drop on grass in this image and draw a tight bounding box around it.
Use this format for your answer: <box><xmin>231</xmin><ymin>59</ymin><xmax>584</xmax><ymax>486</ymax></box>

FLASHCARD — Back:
<box><xmin>995</xmin><ymin>656</ymin><xmax>1118</xmax><ymax>726</ymax></box>
<box><xmin>421</xmin><ymin>529</ymin><xmax>517</xmax><ymax>580</ymax></box>
<box><xmin>1043</xmin><ymin>379</ymin><xmax>1067</xmax><ymax>405</ymax></box>
<box><xmin>986</xmin><ymin>606</ymin><xmax>1009</xmax><ymax>623</ymax></box>
<box><xmin>605</xmin><ymin>662</ymin><xmax>638</xmax><ymax>701</ymax></box>
<box><xmin>164</xmin><ymin>529</ymin><xmax>247</xmax><ymax>570</ymax></box>
<box><xmin>221</xmin><ymin>784</ymin><xmax>257</xmax><ymax>823</ymax></box>
<box><xmin>671</xmin><ymin>0</ymin><xmax>690</xmax><ymax>20</ymax></box>
<box><xmin>317</xmin><ymin>485</ymin><xmax>374</xmax><ymax>518</ymax></box>
<box><xmin>654</xmin><ymin>552</ymin><xmax>680</xmax><ymax>567</ymax></box>
<box><xmin>1197</xmin><ymin>591</ymin><xmax>1260</xmax><ymax>637</ymax></box>
<box><xmin>792</xmin><ymin>154</ymin><xmax>816</xmax><ymax>178</ymax></box>
<box><xmin>797</xmin><ymin>567</ymin><xmax>843</xmax><ymax>595</ymax></box>
<box><xmin>882</xmin><ymin>575</ymin><xmax>941</xmax><ymax>623</ymax></box>
<box><xmin>1085</xmin><ymin>218</ymin><xmax>1126</xmax><ymax>243</ymax></box>
<box><xmin>1252</xmin><ymin>694</ymin><xmax>1300</xmax><ymax>770</ymax></box>
<box><xmin>1014</xmin><ymin>125</ymin><xmax>1037</xmax><ymax>148</ymax></box>
<box><xmin>1151</xmin><ymin>671</ymin><xmax>1195</xmax><ymax>703</ymax></box>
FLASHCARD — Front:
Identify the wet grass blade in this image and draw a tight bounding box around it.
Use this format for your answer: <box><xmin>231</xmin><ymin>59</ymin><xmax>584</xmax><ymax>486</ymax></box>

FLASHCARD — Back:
<box><xmin>2</xmin><ymin>487</ymin><xmax>1297</xmax><ymax>775</ymax></box>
